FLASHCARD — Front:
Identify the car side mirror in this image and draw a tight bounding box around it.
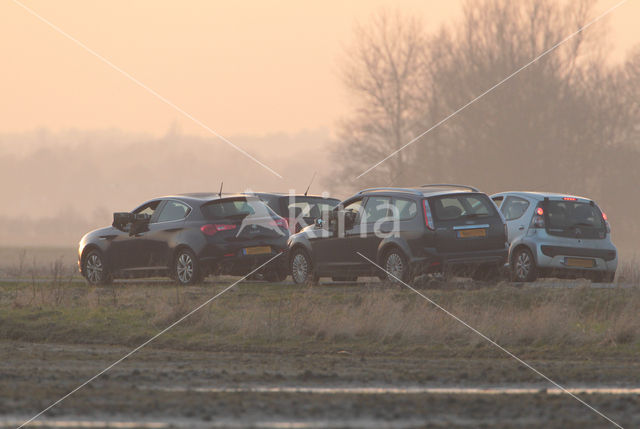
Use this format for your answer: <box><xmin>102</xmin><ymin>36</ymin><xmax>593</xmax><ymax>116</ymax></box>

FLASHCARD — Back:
<box><xmin>113</xmin><ymin>212</ymin><xmax>133</xmax><ymax>231</ymax></box>
<box><xmin>129</xmin><ymin>213</ymin><xmax>151</xmax><ymax>236</ymax></box>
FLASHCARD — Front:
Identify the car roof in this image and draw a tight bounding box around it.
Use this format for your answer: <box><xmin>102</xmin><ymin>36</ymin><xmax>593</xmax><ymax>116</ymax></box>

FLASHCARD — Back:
<box><xmin>492</xmin><ymin>191</ymin><xmax>592</xmax><ymax>202</ymax></box>
<box><xmin>159</xmin><ymin>193</ymin><xmax>261</xmax><ymax>205</ymax></box>
<box><xmin>250</xmin><ymin>192</ymin><xmax>340</xmax><ymax>200</ymax></box>
<box><xmin>357</xmin><ymin>184</ymin><xmax>480</xmax><ymax>198</ymax></box>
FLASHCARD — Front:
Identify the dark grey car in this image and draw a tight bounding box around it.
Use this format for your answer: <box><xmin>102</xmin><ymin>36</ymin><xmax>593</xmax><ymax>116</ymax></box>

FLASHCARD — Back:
<box><xmin>287</xmin><ymin>185</ymin><xmax>508</xmax><ymax>284</ymax></box>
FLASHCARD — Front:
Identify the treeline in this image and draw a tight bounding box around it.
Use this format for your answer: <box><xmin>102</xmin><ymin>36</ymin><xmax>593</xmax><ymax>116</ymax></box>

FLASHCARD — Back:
<box><xmin>328</xmin><ymin>0</ymin><xmax>640</xmax><ymax>255</ymax></box>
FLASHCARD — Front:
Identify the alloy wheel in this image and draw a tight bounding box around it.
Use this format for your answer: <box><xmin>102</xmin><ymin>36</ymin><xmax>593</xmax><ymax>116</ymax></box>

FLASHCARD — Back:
<box><xmin>292</xmin><ymin>253</ymin><xmax>309</xmax><ymax>284</ymax></box>
<box><xmin>385</xmin><ymin>252</ymin><xmax>404</xmax><ymax>282</ymax></box>
<box><xmin>176</xmin><ymin>253</ymin><xmax>194</xmax><ymax>284</ymax></box>
<box><xmin>86</xmin><ymin>253</ymin><xmax>103</xmax><ymax>284</ymax></box>
<box><xmin>515</xmin><ymin>251</ymin><xmax>531</xmax><ymax>281</ymax></box>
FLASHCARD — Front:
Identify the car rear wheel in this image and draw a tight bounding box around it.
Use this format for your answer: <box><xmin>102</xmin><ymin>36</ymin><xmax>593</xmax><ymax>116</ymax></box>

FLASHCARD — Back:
<box><xmin>174</xmin><ymin>249</ymin><xmax>201</xmax><ymax>285</ymax></box>
<box><xmin>381</xmin><ymin>248</ymin><xmax>412</xmax><ymax>284</ymax></box>
<box><xmin>290</xmin><ymin>248</ymin><xmax>316</xmax><ymax>285</ymax></box>
<box><xmin>83</xmin><ymin>249</ymin><xmax>112</xmax><ymax>285</ymax></box>
<box><xmin>592</xmin><ymin>270</ymin><xmax>615</xmax><ymax>283</ymax></box>
<box><xmin>511</xmin><ymin>248</ymin><xmax>537</xmax><ymax>282</ymax></box>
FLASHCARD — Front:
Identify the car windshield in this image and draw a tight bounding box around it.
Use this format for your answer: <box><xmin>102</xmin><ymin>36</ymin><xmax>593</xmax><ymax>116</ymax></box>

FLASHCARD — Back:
<box><xmin>201</xmin><ymin>198</ymin><xmax>277</xmax><ymax>220</ymax></box>
<box><xmin>546</xmin><ymin>201</ymin><xmax>604</xmax><ymax>230</ymax></box>
<box><xmin>431</xmin><ymin>194</ymin><xmax>494</xmax><ymax>221</ymax></box>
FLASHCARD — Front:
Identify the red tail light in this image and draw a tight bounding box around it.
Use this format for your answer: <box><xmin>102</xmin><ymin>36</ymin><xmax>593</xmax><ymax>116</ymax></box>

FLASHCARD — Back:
<box><xmin>201</xmin><ymin>223</ymin><xmax>237</xmax><ymax>236</ymax></box>
<box><xmin>531</xmin><ymin>206</ymin><xmax>545</xmax><ymax>229</ymax></box>
<box><xmin>271</xmin><ymin>217</ymin><xmax>288</xmax><ymax>229</ymax></box>
<box><xmin>602</xmin><ymin>212</ymin><xmax>608</xmax><ymax>221</ymax></box>
<box><xmin>423</xmin><ymin>199</ymin><xmax>435</xmax><ymax>231</ymax></box>
<box><xmin>563</xmin><ymin>197</ymin><xmax>577</xmax><ymax>201</ymax></box>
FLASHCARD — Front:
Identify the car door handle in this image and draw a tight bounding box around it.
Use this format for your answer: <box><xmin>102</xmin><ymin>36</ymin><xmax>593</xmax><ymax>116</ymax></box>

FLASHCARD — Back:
<box><xmin>518</xmin><ymin>226</ymin><xmax>525</xmax><ymax>230</ymax></box>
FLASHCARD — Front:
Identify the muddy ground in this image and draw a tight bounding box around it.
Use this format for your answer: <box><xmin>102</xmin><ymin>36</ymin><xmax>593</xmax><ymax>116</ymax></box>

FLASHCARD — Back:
<box><xmin>1</xmin><ymin>341</ymin><xmax>638</xmax><ymax>428</ymax></box>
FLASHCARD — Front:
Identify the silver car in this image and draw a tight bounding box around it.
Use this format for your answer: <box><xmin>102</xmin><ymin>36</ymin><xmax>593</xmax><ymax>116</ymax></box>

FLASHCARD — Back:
<box><xmin>490</xmin><ymin>192</ymin><xmax>617</xmax><ymax>282</ymax></box>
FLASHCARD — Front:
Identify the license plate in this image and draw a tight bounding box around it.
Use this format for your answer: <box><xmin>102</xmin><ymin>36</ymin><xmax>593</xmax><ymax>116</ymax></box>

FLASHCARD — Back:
<box><xmin>565</xmin><ymin>257</ymin><xmax>595</xmax><ymax>268</ymax></box>
<box><xmin>243</xmin><ymin>246</ymin><xmax>271</xmax><ymax>255</ymax></box>
<box><xmin>457</xmin><ymin>228</ymin><xmax>486</xmax><ymax>238</ymax></box>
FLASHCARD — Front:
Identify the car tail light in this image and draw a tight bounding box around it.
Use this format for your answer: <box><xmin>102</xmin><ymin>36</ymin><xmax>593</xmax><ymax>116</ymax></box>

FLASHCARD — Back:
<box><xmin>271</xmin><ymin>217</ymin><xmax>288</xmax><ymax>229</ymax></box>
<box><xmin>563</xmin><ymin>197</ymin><xmax>577</xmax><ymax>201</ymax></box>
<box><xmin>423</xmin><ymin>199</ymin><xmax>435</xmax><ymax>231</ymax></box>
<box><xmin>201</xmin><ymin>223</ymin><xmax>237</xmax><ymax>236</ymax></box>
<box><xmin>601</xmin><ymin>212</ymin><xmax>611</xmax><ymax>233</ymax></box>
<box><xmin>602</xmin><ymin>212</ymin><xmax>608</xmax><ymax>221</ymax></box>
<box><xmin>531</xmin><ymin>205</ymin><xmax>545</xmax><ymax>229</ymax></box>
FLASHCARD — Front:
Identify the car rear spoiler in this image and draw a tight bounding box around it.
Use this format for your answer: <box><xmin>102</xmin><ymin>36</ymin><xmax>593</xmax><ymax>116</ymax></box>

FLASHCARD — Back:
<box><xmin>420</xmin><ymin>184</ymin><xmax>480</xmax><ymax>192</ymax></box>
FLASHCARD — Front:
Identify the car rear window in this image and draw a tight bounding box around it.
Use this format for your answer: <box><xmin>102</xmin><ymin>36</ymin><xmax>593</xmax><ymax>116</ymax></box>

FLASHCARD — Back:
<box><xmin>430</xmin><ymin>194</ymin><xmax>495</xmax><ymax>221</ymax></box>
<box><xmin>286</xmin><ymin>197</ymin><xmax>340</xmax><ymax>219</ymax></box>
<box><xmin>201</xmin><ymin>198</ymin><xmax>277</xmax><ymax>220</ymax></box>
<box><xmin>546</xmin><ymin>201</ymin><xmax>604</xmax><ymax>231</ymax></box>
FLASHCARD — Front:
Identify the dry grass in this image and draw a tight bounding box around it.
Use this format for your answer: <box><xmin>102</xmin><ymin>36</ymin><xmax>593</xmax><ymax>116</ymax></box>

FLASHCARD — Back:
<box><xmin>1</xmin><ymin>276</ymin><xmax>639</xmax><ymax>358</ymax></box>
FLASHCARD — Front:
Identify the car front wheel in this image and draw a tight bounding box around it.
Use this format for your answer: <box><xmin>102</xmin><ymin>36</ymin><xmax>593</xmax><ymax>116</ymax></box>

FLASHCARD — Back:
<box><xmin>83</xmin><ymin>249</ymin><xmax>112</xmax><ymax>285</ymax></box>
<box><xmin>511</xmin><ymin>247</ymin><xmax>537</xmax><ymax>282</ymax></box>
<box><xmin>174</xmin><ymin>249</ymin><xmax>201</xmax><ymax>285</ymax></box>
<box><xmin>290</xmin><ymin>248</ymin><xmax>317</xmax><ymax>285</ymax></box>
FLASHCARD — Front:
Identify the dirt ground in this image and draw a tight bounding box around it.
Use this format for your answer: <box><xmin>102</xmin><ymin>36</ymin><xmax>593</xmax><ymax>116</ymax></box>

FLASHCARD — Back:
<box><xmin>2</xmin><ymin>341</ymin><xmax>639</xmax><ymax>429</ymax></box>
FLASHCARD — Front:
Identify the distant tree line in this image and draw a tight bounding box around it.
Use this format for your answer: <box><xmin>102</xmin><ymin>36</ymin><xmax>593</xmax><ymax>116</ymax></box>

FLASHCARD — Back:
<box><xmin>328</xmin><ymin>0</ymin><xmax>640</xmax><ymax>254</ymax></box>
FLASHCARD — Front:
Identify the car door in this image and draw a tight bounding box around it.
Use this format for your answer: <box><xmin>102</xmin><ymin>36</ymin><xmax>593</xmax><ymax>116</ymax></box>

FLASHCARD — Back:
<box><xmin>310</xmin><ymin>197</ymin><xmax>364</xmax><ymax>274</ymax></box>
<box><xmin>499</xmin><ymin>195</ymin><xmax>532</xmax><ymax>243</ymax></box>
<box><xmin>349</xmin><ymin>195</ymin><xmax>392</xmax><ymax>269</ymax></box>
<box><xmin>107</xmin><ymin>200</ymin><xmax>162</xmax><ymax>270</ymax></box>
<box><xmin>142</xmin><ymin>199</ymin><xmax>192</xmax><ymax>267</ymax></box>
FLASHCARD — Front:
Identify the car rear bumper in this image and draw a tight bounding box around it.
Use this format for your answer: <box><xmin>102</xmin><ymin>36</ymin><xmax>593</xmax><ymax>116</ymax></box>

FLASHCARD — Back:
<box><xmin>533</xmin><ymin>244</ymin><xmax>618</xmax><ymax>273</ymax></box>
<box><xmin>413</xmin><ymin>247</ymin><xmax>508</xmax><ymax>270</ymax></box>
<box><xmin>198</xmin><ymin>239</ymin><xmax>288</xmax><ymax>275</ymax></box>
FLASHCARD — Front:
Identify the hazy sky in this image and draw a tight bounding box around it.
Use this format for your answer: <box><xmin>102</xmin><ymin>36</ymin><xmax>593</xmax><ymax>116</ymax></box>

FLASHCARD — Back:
<box><xmin>1</xmin><ymin>0</ymin><xmax>638</xmax><ymax>138</ymax></box>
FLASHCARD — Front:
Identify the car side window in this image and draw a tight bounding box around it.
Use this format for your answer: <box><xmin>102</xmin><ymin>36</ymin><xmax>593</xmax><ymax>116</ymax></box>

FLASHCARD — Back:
<box><xmin>492</xmin><ymin>196</ymin><xmax>504</xmax><ymax>208</ymax></box>
<box><xmin>363</xmin><ymin>196</ymin><xmax>391</xmax><ymax>223</ymax></box>
<box><xmin>393</xmin><ymin>198</ymin><xmax>417</xmax><ymax>220</ymax></box>
<box><xmin>133</xmin><ymin>200</ymin><xmax>162</xmax><ymax>219</ymax></box>
<box><xmin>501</xmin><ymin>196</ymin><xmax>530</xmax><ymax>221</ymax></box>
<box><xmin>157</xmin><ymin>200</ymin><xmax>191</xmax><ymax>222</ymax></box>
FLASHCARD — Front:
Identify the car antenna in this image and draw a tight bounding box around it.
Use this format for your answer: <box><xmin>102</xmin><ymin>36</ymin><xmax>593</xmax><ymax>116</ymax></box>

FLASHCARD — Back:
<box><xmin>304</xmin><ymin>172</ymin><xmax>316</xmax><ymax>196</ymax></box>
<box><xmin>218</xmin><ymin>181</ymin><xmax>223</xmax><ymax>198</ymax></box>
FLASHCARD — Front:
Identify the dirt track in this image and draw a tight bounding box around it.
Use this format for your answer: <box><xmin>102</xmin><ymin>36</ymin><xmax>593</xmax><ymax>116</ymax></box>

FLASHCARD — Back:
<box><xmin>2</xmin><ymin>342</ymin><xmax>639</xmax><ymax>428</ymax></box>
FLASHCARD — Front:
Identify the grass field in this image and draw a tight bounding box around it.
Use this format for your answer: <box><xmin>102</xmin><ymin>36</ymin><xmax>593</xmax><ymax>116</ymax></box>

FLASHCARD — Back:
<box><xmin>1</xmin><ymin>278</ymin><xmax>639</xmax><ymax>360</ymax></box>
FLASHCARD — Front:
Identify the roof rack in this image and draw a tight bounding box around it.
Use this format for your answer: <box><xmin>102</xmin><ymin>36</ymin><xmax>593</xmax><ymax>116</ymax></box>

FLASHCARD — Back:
<box><xmin>420</xmin><ymin>184</ymin><xmax>479</xmax><ymax>192</ymax></box>
<box><xmin>358</xmin><ymin>187</ymin><xmax>424</xmax><ymax>196</ymax></box>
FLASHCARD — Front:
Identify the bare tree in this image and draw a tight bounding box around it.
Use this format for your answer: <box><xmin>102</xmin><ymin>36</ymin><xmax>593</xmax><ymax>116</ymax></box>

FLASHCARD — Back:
<box><xmin>328</xmin><ymin>11</ymin><xmax>427</xmax><ymax>193</ymax></box>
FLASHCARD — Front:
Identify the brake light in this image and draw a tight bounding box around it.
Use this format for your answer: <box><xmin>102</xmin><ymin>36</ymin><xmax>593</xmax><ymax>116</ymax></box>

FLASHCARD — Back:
<box><xmin>271</xmin><ymin>217</ymin><xmax>288</xmax><ymax>229</ymax></box>
<box><xmin>531</xmin><ymin>205</ymin><xmax>545</xmax><ymax>229</ymax></box>
<box><xmin>563</xmin><ymin>197</ymin><xmax>577</xmax><ymax>201</ymax></box>
<box><xmin>201</xmin><ymin>223</ymin><xmax>237</xmax><ymax>235</ymax></box>
<box><xmin>602</xmin><ymin>212</ymin><xmax>608</xmax><ymax>221</ymax></box>
<box><xmin>423</xmin><ymin>200</ymin><xmax>435</xmax><ymax>231</ymax></box>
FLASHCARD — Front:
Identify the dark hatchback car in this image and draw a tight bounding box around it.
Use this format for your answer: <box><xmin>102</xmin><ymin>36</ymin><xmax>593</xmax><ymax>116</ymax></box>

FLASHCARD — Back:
<box><xmin>287</xmin><ymin>185</ymin><xmax>508</xmax><ymax>284</ymax></box>
<box><xmin>78</xmin><ymin>194</ymin><xmax>289</xmax><ymax>285</ymax></box>
<box><xmin>251</xmin><ymin>192</ymin><xmax>340</xmax><ymax>233</ymax></box>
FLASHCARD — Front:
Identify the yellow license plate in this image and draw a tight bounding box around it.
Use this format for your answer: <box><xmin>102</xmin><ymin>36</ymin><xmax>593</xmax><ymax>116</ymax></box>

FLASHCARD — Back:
<box><xmin>458</xmin><ymin>228</ymin><xmax>486</xmax><ymax>238</ymax></box>
<box><xmin>243</xmin><ymin>246</ymin><xmax>271</xmax><ymax>255</ymax></box>
<box><xmin>566</xmin><ymin>257</ymin><xmax>595</xmax><ymax>268</ymax></box>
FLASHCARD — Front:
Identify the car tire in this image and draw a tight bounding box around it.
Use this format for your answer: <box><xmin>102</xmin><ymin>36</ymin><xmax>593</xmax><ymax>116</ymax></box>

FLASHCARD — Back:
<box><xmin>511</xmin><ymin>247</ymin><xmax>537</xmax><ymax>282</ymax></box>
<box><xmin>174</xmin><ymin>248</ymin><xmax>201</xmax><ymax>285</ymax></box>
<box><xmin>290</xmin><ymin>248</ymin><xmax>316</xmax><ymax>285</ymax></box>
<box><xmin>381</xmin><ymin>248</ymin><xmax>412</xmax><ymax>284</ymax></box>
<box><xmin>83</xmin><ymin>249</ymin><xmax>112</xmax><ymax>285</ymax></box>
